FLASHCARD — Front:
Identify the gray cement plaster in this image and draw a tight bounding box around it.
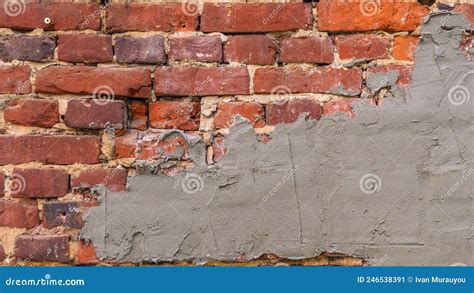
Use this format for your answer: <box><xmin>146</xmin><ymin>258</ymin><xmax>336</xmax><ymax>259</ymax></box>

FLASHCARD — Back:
<box><xmin>81</xmin><ymin>13</ymin><xmax>473</xmax><ymax>265</ymax></box>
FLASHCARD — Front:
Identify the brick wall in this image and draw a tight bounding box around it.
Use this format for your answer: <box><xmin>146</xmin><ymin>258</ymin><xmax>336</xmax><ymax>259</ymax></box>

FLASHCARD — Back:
<box><xmin>0</xmin><ymin>0</ymin><xmax>472</xmax><ymax>265</ymax></box>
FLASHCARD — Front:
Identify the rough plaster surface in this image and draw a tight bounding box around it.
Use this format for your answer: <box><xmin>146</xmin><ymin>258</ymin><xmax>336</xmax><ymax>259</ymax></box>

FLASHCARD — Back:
<box><xmin>81</xmin><ymin>13</ymin><xmax>474</xmax><ymax>266</ymax></box>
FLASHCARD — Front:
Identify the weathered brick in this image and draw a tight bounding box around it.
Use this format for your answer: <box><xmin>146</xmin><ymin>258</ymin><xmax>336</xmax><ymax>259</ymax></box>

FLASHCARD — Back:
<box><xmin>43</xmin><ymin>201</ymin><xmax>98</xmax><ymax>229</ymax></box>
<box><xmin>0</xmin><ymin>172</ymin><xmax>4</xmax><ymax>197</ymax></box>
<box><xmin>0</xmin><ymin>35</ymin><xmax>55</xmax><ymax>61</ymax></box>
<box><xmin>139</xmin><ymin>132</ymin><xmax>190</xmax><ymax>161</ymax></box>
<box><xmin>106</xmin><ymin>4</ymin><xmax>197</xmax><ymax>33</ymax></box>
<box><xmin>455</xmin><ymin>4</ymin><xmax>474</xmax><ymax>25</ymax></box>
<box><xmin>169</xmin><ymin>35</ymin><xmax>222</xmax><ymax>63</ymax></box>
<box><xmin>64</xmin><ymin>99</ymin><xmax>126</xmax><ymax>129</ymax></box>
<box><xmin>155</xmin><ymin>67</ymin><xmax>249</xmax><ymax>96</ymax></box>
<box><xmin>367</xmin><ymin>65</ymin><xmax>413</xmax><ymax>87</ymax></box>
<box><xmin>0</xmin><ymin>65</ymin><xmax>31</xmax><ymax>94</ymax></box>
<box><xmin>115</xmin><ymin>35</ymin><xmax>166</xmax><ymax>64</ymax></box>
<box><xmin>15</xmin><ymin>235</ymin><xmax>69</xmax><ymax>263</ymax></box>
<box><xmin>0</xmin><ymin>245</ymin><xmax>5</xmax><ymax>261</ymax></box>
<box><xmin>336</xmin><ymin>34</ymin><xmax>391</xmax><ymax>60</ymax></box>
<box><xmin>115</xmin><ymin>130</ymin><xmax>138</xmax><ymax>159</ymax></box>
<box><xmin>71</xmin><ymin>168</ymin><xmax>127</xmax><ymax>192</ymax></box>
<box><xmin>36</xmin><ymin>66</ymin><xmax>151</xmax><ymax>98</ymax></box>
<box><xmin>4</xmin><ymin>98</ymin><xmax>59</xmax><ymax>128</ymax></box>
<box><xmin>77</xmin><ymin>241</ymin><xmax>98</xmax><ymax>264</ymax></box>
<box><xmin>58</xmin><ymin>34</ymin><xmax>113</xmax><ymax>63</ymax></box>
<box><xmin>317</xmin><ymin>1</ymin><xmax>428</xmax><ymax>32</ymax></box>
<box><xmin>266</xmin><ymin>99</ymin><xmax>322</xmax><ymax>125</ymax></box>
<box><xmin>254</xmin><ymin>67</ymin><xmax>362</xmax><ymax>96</ymax></box>
<box><xmin>10</xmin><ymin>168</ymin><xmax>69</xmax><ymax>199</ymax></box>
<box><xmin>280</xmin><ymin>37</ymin><xmax>334</xmax><ymax>64</ymax></box>
<box><xmin>224</xmin><ymin>35</ymin><xmax>277</xmax><ymax>65</ymax></box>
<box><xmin>323</xmin><ymin>99</ymin><xmax>362</xmax><ymax>119</ymax></box>
<box><xmin>202</xmin><ymin>3</ymin><xmax>312</xmax><ymax>33</ymax></box>
<box><xmin>0</xmin><ymin>199</ymin><xmax>39</xmax><ymax>228</ymax></box>
<box><xmin>131</xmin><ymin>101</ymin><xmax>148</xmax><ymax>130</ymax></box>
<box><xmin>214</xmin><ymin>102</ymin><xmax>265</xmax><ymax>129</ymax></box>
<box><xmin>0</xmin><ymin>135</ymin><xmax>101</xmax><ymax>165</ymax></box>
<box><xmin>212</xmin><ymin>137</ymin><xmax>226</xmax><ymax>163</ymax></box>
<box><xmin>393</xmin><ymin>36</ymin><xmax>420</xmax><ymax>61</ymax></box>
<box><xmin>0</xmin><ymin>3</ymin><xmax>100</xmax><ymax>31</ymax></box>
<box><xmin>149</xmin><ymin>101</ymin><xmax>200</xmax><ymax>131</ymax></box>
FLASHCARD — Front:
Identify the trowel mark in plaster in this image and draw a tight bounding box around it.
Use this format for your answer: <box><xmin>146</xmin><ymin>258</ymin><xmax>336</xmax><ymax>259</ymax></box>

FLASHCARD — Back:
<box><xmin>81</xmin><ymin>13</ymin><xmax>474</xmax><ymax>265</ymax></box>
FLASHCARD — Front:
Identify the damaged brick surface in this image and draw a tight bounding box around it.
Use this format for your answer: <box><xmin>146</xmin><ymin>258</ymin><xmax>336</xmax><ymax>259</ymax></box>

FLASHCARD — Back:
<box><xmin>0</xmin><ymin>0</ymin><xmax>472</xmax><ymax>267</ymax></box>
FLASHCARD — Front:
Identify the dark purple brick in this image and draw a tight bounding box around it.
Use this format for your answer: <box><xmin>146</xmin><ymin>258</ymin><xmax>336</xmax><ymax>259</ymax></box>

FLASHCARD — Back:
<box><xmin>115</xmin><ymin>35</ymin><xmax>166</xmax><ymax>64</ymax></box>
<box><xmin>0</xmin><ymin>35</ymin><xmax>55</xmax><ymax>61</ymax></box>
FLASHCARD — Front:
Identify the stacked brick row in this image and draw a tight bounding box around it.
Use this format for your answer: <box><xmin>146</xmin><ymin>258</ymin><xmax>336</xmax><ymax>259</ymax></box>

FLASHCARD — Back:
<box><xmin>0</xmin><ymin>1</ymin><xmax>472</xmax><ymax>265</ymax></box>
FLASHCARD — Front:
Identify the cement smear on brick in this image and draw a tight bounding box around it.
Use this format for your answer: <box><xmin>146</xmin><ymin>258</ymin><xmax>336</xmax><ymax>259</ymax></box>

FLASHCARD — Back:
<box><xmin>81</xmin><ymin>13</ymin><xmax>473</xmax><ymax>265</ymax></box>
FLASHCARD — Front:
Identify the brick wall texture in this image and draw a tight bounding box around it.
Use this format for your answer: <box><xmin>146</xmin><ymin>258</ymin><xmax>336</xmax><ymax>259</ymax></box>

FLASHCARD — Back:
<box><xmin>0</xmin><ymin>0</ymin><xmax>472</xmax><ymax>265</ymax></box>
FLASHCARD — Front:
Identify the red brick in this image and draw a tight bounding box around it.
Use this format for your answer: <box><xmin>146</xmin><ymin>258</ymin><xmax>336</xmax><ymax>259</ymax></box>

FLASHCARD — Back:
<box><xmin>71</xmin><ymin>168</ymin><xmax>127</xmax><ymax>192</ymax></box>
<box><xmin>367</xmin><ymin>65</ymin><xmax>413</xmax><ymax>87</ymax></box>
<box><xmin>149</xmin><ymin>101</ymin><xmax>200</xmax><ymax>131</ymax></box>
<box><xmin>42</xmin><ymin>201</ymin><xmax>98</xmax><ymax>229</ymax></box>
<box><xmin>154</xmin><ymin>67</ymin><xmax>249</xmax><ymax>96</ymax></box>
<box><xmin>58</xmin><ymin>34</ymin><xmax>113</xmax><ymax>63</ymax></box>
<box><xmin>224</xmin><ymin>35</ymin><xmax>277</xmax><ymax>65</ymax></box>
<box><xmin>0</xmin><ymin>245</ymin><xmax>5</xmax><ymax>261</ymax></box>
<box><xmin>0</xmin><ymin>172</ymin><xmax>4</xmax><ymax>197</ymax></box>
<box><xmin>131</xmin><ymin>101</ymin><xmax>148</xmax><ymax>130</ymax></box>
<box><xmin>317</xmin><ymin>1</ymin><xmax>428</xmax><ymax>32</ymax></box>
<box><xmin>0</xmin><ymin>3</ymin><xmax>100</xmax><ymax>31</ymax></box>
<box><xmin>64</xmin><ymin>99</ymin><xmax>126</xmax><ymax>129</ymax></box>
<box><xmin>254</xmin><ymin>67</ymin><xmax>362</xmax><ymax>96</ymax></box>
<box><xmin>106</xmin><ymin>4</ymin><xmax>197</xmax><ymax>33</ymax></box>
<box><xmin>0</xmin><ymin>35</ymin><xmax>55</xmax><ymax>62</ymax></box>
<box><xmin>202</xmin><ymin>3</ymin><xmax>312</xmax><ymax>33</ymax></box>
<box><xmin>77</xmin><ymin>241</ymin><xmax>98</xmax><ymax>264</ymax></box>
<box><xmin>115</xmin><ymin>35</ymin><xmax>166</xmax><ymax>64</ymax></box>
<box><xmin>4</xmin><ymin>98</ymin><xmax>59</xmax><ymax>128</ymax></box>
<box><xmin>214</xmin><ymin>102</ymin><xmax>265</xmax><ymax>129</ymax></box>
<box><xmin>336</xmin><ymin>34</ymin><xmax>391</xmax><ymax>60</ymax></box>
<box><xmin>0</xmin><ymin>65</ymin><xmax>31</xmax><ymax>94</ymax></box>
<box><xmin>456</xmin><ymin>4</ymin><xmax>474</xmax><ymax>25</ymax></box>
<box><xmin>0</xmin><ymin>199</ymin><xmax>39</xmax><ymax>228</ymax></box>
<box><xmin>115</xmin><ymin>130</ymin><xmax>138</xmax><ymax>159</ymax></box>
<box><xmin>266</xmin><ymin>99</ymin><xmax>322</xmax><ymax>125</ymax></box>
<box><xmin>323</xmin><ymin>99</ymin><xmax>361</xmax><ymax>119</ymax></box>
<box><xmin>169</xmin><ymin>35</ymin><xmax>222</xmax><ymax>63</ymax></box>
<box><xmin>280</xmin><ymin>37</ymin><xmax>334</xmax><ymax>64</ymax></box>
<box><xmin>393</xmin><ymin>36</ymin><xmax>420</xmax><ymax>61</ymax></box>
<box><xmin>140</xmin><ymin>132</ymin><xmax>190</xmax><ymax>161</ymax></box>
<box><xmin>15</xmin><ymin>235</ymin><xmax>69</xmax><ymax>263</ymax></box>
<box><xmin>36</xmin><ymin>66</ymin><xmax>151</xmax><ymax>98</ymax></box>
<box><xmin>0</xmin><ymin>135</ymin><xmax>101</xmax><ymax>165</ymax></box>
<box><xmin>212</xmin><ymin>137</ymin><xmax>226</xmax><ymax>163</ymax></box>
<box><xmin>10</xmin><ymin>168</ymin><xmax>69</xmax><ymax>199</ymax></box>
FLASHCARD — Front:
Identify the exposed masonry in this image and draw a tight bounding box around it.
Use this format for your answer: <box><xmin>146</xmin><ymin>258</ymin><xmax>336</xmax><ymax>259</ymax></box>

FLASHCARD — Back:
<box><xmin>82</xmin><ymin>13</ymin><xmax>474</xmax><ymax>265</ymax></box>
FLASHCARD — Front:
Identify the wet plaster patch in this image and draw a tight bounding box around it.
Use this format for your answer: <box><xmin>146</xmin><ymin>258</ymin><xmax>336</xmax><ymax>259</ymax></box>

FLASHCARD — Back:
<box><xmin>81</xmin><ymin>13</ymin><xmax>474</xmax><ymax>266</ymax></box>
